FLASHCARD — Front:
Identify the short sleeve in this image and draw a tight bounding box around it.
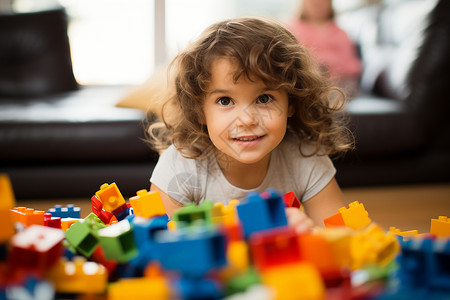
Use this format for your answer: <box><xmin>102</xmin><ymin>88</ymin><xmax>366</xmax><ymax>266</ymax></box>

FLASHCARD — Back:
<box><xmin>301</xmin><ymin>154</ymin><xmax>336</xmax><ymax>202</ymax></box>
<box><xmin>150</xmin><ymin>145</ymin><xmax>202</xmax><ymax>205</ymax></box>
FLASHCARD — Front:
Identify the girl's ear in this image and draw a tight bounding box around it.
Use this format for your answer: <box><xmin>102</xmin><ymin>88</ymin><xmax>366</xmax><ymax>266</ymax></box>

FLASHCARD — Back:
<box><xmin>288</xmin><ymin>104</ymin><xmax>295</xmax><ymax>117</ymax></box>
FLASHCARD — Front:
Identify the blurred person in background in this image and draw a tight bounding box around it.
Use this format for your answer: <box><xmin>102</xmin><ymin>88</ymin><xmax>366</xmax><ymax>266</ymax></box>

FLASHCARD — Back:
<box><xmin>289</xmin><ymin>0</ymin><xmax>362</xmax><ymax>97</ymax></box>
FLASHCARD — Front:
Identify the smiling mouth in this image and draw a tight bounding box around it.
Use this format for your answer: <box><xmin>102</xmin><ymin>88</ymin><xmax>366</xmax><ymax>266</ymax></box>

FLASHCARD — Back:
<box><xmin>232</xmin><ymin>135</ymin><xmax>264</xmax><ymax>141</ymax></box>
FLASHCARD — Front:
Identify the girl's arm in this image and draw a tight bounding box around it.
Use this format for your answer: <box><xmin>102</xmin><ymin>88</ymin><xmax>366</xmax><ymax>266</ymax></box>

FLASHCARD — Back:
<box><xmin>302</xmin><ymin>177</ymin><xmax>348</xmax><ymax>227</ymax></box>
<box><xmin>150</xmin><ymin>184</ymin><xmax>185</xmax><ymax>218</ymax></box>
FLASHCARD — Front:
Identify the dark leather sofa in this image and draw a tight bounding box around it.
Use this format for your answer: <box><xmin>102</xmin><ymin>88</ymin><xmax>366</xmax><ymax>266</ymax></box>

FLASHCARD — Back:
<box><xmin>1</xmin><ymin>0</ymin><xmax>449</xmax><ymax>199</ymax></box>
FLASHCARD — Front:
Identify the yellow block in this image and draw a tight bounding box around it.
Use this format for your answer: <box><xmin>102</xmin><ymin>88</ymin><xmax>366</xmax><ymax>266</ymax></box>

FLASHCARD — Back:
<box><xmin>129</xmin><ymin>189</ymin><xmax>166</xmax><ymax>218</ymax></box>
<box><xmin>108</xmin><ymin>277</ymin><xmax>170</xmax><ymax>300</ymax></box>
<box><xmin>430</xmin><ymin>216</ymin><xmax>450</xmax><ymax>237</ymax></box>
<box><xmin>0</xmin><ymin>174</ymin><xmax>15</xmax><ymax>209</ymax></box>
<box><xmin>339</xmin><ymin>201</ymin><xmax>372</xmax><ymax>230</ymax></box>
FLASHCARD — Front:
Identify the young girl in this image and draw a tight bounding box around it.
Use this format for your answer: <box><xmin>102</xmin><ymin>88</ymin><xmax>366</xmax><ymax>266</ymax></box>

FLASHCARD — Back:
<box><xmin>147</xmin><ymin>16</ymin><xmax>353</xmax><ymax>232</ymax></box>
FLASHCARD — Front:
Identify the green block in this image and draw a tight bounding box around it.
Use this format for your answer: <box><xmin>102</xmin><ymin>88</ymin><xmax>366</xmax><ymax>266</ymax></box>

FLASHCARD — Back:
<box><xmin>172</xmin><ymin>201</ymin><xmax>214</xmax><ymax>228</ymax></box>
<box><xmin>225</xmin><ymin>267</ymin><xmax>261</xmax><ymax>296</ymax></box>
<box><xmin>65</xmin><ymin>213</ymin><xmax>106</xmax><ymax>257</ymax></box>
<box><xmin>98</xmin><ymin>220</ymin><xmax>138</xmax><ymax>263</ymax></box>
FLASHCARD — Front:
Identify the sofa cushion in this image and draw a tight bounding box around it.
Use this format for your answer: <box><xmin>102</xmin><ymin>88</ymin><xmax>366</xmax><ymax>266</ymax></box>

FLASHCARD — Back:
<box><xmin>0</xmin><ymin>85</ymin><xmax>156</xmax><ymax>164</ymax></box>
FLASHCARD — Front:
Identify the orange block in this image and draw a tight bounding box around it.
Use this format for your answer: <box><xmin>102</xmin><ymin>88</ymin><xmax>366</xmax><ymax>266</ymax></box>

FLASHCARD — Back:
<box><xmin>298</xmin><ymin>233</ymin><xmax>340</xmax><ymax>275</ymax></box>
<box><xmin>324</xmin><ymin>212</ymin><xmax>345</xmax><ymax>228</ymax></box>
<box><xmin>95</xmin><ymin>183</ymin><xmax>125</xmax><ymax>212</ymax></box>
<box><xmin>10</xmin><ymin>207</ymin><xmax>45</xmax><ymax>227</ymax></box>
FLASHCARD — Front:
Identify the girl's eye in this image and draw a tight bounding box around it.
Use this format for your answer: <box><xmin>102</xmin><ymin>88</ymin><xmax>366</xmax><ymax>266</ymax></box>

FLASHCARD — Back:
<box><xmin>256</xmin><ymin>94</ymin><xmax>274</xmax><ymax>104</ymax></box>
<box><xmin>217</xmin><ymin>97</ymin><xmax>234</xmax><ymax>106</ymax></box>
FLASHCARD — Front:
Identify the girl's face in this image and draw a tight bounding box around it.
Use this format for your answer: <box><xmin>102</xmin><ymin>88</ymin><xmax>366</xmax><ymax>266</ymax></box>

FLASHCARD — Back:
<box><xmin>203</xmin><ymin>58</ymin><xmax>291</xmax><ymax>166</ymax></box>
<box><xmin>303</xmin><ymin>0</ymin><xmax>332</xmax><ymax>22</ymax></box>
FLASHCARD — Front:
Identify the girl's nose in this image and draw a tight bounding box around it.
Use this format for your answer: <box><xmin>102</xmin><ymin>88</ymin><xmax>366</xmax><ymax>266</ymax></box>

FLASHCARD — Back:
<box><xmin>236</xmin><ymin>105</ymin><xmax>259</xmax><ymax>127</ymax></box>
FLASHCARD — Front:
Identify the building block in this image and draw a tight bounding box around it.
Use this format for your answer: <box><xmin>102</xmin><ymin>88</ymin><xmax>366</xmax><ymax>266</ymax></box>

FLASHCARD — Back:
<box><xmin>129</xmin><ymin>189</ymin><xmax>167</xmax><ymax>219</ymax></box>
<box><xmin>0</xmin><ymin>174</ymin><xmax>15</xmax><ymax>210</ymax></box>
<box><xmin>282</xmin><ymin>191</ymin><xmax>301</xmax><ymax>209</ymax></box>
<box><xmin>173</xmin><ymin>276</ymin><xmax>223</xmax><ymax>300</ymax></box>
<box><xmin>397</xmin><ymin>236</ymin><xmax>450</xmax><ymax>291</ymax></box>
<box><xmin>236</xmin><ymin>189</ymin><xmax>288</xmax><ymax>238</ymax></box>
<box><xmin>153</xmin><ymin>226</ymin><xmax>227</xmax><ymax>277</ymax></box>
<box><xmin>108</xmin><ymin>276</ymin><xmax>170</xmax><ymax>300</ymax></box>
<box><xmin>212</xmin><ymin>200</ymin><xmax>240</xmax><ymax>226</ymax></box>
<box><xmin>319</xmin><ymin>227</ymin><xmax>353</xmax><ymax>268</ymax></box>
<box><xmin>95</xmin><ymin>182</ymin><xmax>126</xmax><ymax>212</ymax></box>
<box><xmin>223</xmin><ymin>268</ymin><xmax>261</xmax><ymax>297</ymax></box>
<box><xmin>61</xmin><ymin>217</ymin><xmax>80</xmax><ymax>231</ymax></box>
<box><xmin>91</xmin><ymin>195</ymin><xmax>114</xmax><ymax>224</ymax></box>
<box><xmin>249</xmin><ymin>226</ymin><xmax>302</xmax><ymax>271</ymax></box>
<box><xmin>430</xmin><ymin>216</ymin><xmax>450</xmax><ymax>237</ymax></box>
<box><xmin>44</xmin><ymin>212</ymin><xmax>62</xmax><ymax>229</ymax></box>
<box><xmin>298</xmin><ymin>232</ymin><xmax>340</xmax><ymax>276</ymax></box>
<box><xmin>132</xmin><ymin>215</ymin><xmax>169</xmax><ymax>249</ymax></box>
<box><xmin>350</xmin><ymin>223</ymin><xmax>400</xmax><ymax>269</ymax></box>
<box><xmin>261</xmin><ymin>262</ymin><xmax>325</xmax><ymax>300</ymax></box>
<box><xmin>46</xmin><ymin>256</ymin><xmax>108</xmax><ymax>294</ymax></box>
<box><xmin>9</xmin><ymin>225</ymin><xmax>65</xmax><ymax>274</ymax></box>
<box><xmin>389</xmin><ymin>226</ymin><xmax>419</xmax><ymax>237</ymax></box>
<box><xmin>5</xmin><ymin>277</ymin><xmax>55</xmax><ymax>300</ymax></box>
<box><xmin>324</xmin><ymin>212</ymin><xmax>345</xmax><ymax>228</ymax></box>
<box><xmin>10</xmin><ymin>207</ymin><xmax>45</xmax><ymax>227</ymax></box>
<box><xmin>47</xmin><ymin>204</ymin><xmax>81</xmax><ymax>219</ymax></box>
<box><xmin>65</xmin><ymin>213</ymin><xmax>106</xmax><ymax>257</ymax></box>
<box><xmin>97</xmin><ymin>219</ymin><xmax>139</xmax><ymax>263</ymax></box>
<box><xmin>0</xmin><ymin>208</ymin><xmax>15</xmax><ymax>243</ymax></box>
<box><xmin>339</xmin><ymin>201</ymin><xmax>372</xmax><ymax>230</ymax></box>
<box><xmin>172</xmin><ymin>201</ymin><xmax>214</xmax><ymax>228</ymax></box>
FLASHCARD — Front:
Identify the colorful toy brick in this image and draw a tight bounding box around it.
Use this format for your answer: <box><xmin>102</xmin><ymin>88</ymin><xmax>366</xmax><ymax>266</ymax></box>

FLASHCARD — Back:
<box><xmin>153</xmin><ymin>226</ymin><xmax>227</xmax><ymax>277</ymax></box>
<box><xmin>95</xmin><ymin>182</ymin><xmax>126</xmax><ymax>212</ymax></box>
<box><xmin>172</xmin><ymin>201</ymin><xmax>214</xmax><ymax>228</ymax></box>
<box><xmin>350</xmin><ymin>223</ymin><xmax>400</xmax><ymax>269</ymax></box>
<box><xmin>44</xmin><ymin>212</ymin><xmax>62</xmax><ymax>229</ymax></box>
<box><xmin>129</xmin><ymin>189</ymin><xmax>167</xmax><ymax>219</ymax></box>
<box><xmin>91</xmin><ymin>195</ymin><xmax>114</xmax><ymax>224</ymax></box>
<box><xmin>10</xmin><ymin>207</ymin><xmax>45</xmax><ymax>227</ymax></box>
<box><xmin>324</xmin><ymin>201</ymin><xmax>371</xmax><ymax>230</ymax></box>
<box><xmin>47</xmin><ymin>204</ymin><xmax>81</xmax><ymax>219</ymax></box>
<box><xmin>47</xmin><ymin>256</ymin><xmax>108</xmax><ymax>294</ymax></box>
<box><xmin>212</xmin><ymin>200</ymin><xmax>240</xmax><ymax>226</ymax></box>
<box><xmin>236</xmin><ymin>189</ymin><xmax>288</xmax><ymax>238</ymax></box>
<box><xmin>132</xmin><ymin>215</ymin><xmax>169</xmax><ymax>249</ymax></box>
<box><xmin>261</xmin><ymin>262</ymin><xmax>325</xmax><ymax>300</ymax></box>
<box><xmin>173</xmin><ymin>276</ymin><xmax>223</xmax><ymax>300</ymax></box>
<box><xmin>0</xmin><ymin>208</ymin><xmax>15</xmax><ymax>243</ymax></box>
<box><xmin>430</xmin><ymin>216</ymin><xmax>450</xmax><ymax>237</ymax></box>
<box><xmin>61</xmin><ymin>217</ymin><xmax>80</xmax><ymax>231</ymax></box>
<box><xmin>97</xmin><ymin>219</ymin><xmax>139</xmax><ymax>263</ymax></box>
<box><xmin>0</xmin><ymin>174</ymin><xmax>15</xmax><ymax>210</ymax></box>
<box><xmin>389</xmin><ymin>226</ymin><xmax>419</xmax><ymax>237</ymax></box>
<box><xmin>282</xmin><ymin>191</ymin><xmax>301</xmax><ymax>209</ymax></box>
<box><xmin>397</xmin><ymin>236</ymin><xmax>450</xmax><ymax>291</ymax></box>
<box><xmin>9</xmin><ymin>225</ymin><xmax>65</xmax><ymax>274</ymax></box>
<box><xmin>65</xmin><ymin>213</ymin><xmax>106</xmax><ymax>257</ymax></box>
<box><xmin>108</xmin><ymin>276</ymin><xmax>170</xmax><ymax>300</ymax></box>
<box><xmin>298</xmin><ymin>232</ymin><xmax>340</xmax><ymax>276</ymax></box>
<box><xmin>249</xmin><ymin>226</ymin><xmax>301</xmax><ymax>271</ymax></box>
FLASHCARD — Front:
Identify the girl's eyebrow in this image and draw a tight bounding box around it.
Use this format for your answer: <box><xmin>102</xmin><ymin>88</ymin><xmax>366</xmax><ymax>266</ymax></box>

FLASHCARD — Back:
<box><xmin>208</xmin><ymin>87</ymin><xmax>274</xmax><ymax>95</ymax></box>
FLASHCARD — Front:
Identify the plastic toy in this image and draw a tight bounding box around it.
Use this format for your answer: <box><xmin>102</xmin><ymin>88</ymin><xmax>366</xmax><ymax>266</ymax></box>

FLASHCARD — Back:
<box><xmin>389</xmin><ymin>226</ymin><xmax>419</xmax><ymax>236</ymax></box>
<box><xmin>10</xmin><ymin>207</ymin><xmax>45</xmax><ymax>227</ymax></box>
<box><xmin>47</xmin><ymin>256</ymin><xmax>108</xmax><ymax>294</ymax></box>
<box><xmin>9</xmin><ymin>225</ymin><xmax>65</xmax><ymax>274</ymax></box>
<box><xmin>95</xmin><ymin>182</ymin><xmax>126</xmax><ymax>212</ymax></box>
<box><xmin>108</xmin><ymin>276</ymin><xmax>171</xmax><ymax>300</ymax></box>
<box><xmin>282</xmin><ymin>191</ymin><xmax>301</xmax><ymax>209</ymax></box>
<box><xmin>43</xmin><ymin>212</ymin><xmax>62</xmax><ymax>229</ymax></box>
<box><xmin>47</xmin><ymin>204</ymin><xmax>81</xmax><ymax>219</ymax></box>
<box><xmin>153</xmin><ymin>226</ymin><xmax>227</xmax><ymax>277</ymax></box>
<box><xmin>65</xmin><ymin>213</ymin><xmax>106</xmax><ymax>257</ymax></box>
<box><xmin>324</xmin><ymin>201</ymin><xmax>371</xmax><ymax>230</ymax></box>
<box><xmin>0</xmin><ymin>207</ymin><xmax>15</xmax><ymax>243</ymax></box>
<box><xmin>249</xmin><ymin>226</ymin><xmax>301</xmax><ymax>271</ymax></box>
<box><xmin>172</xmin><ymin>201</ymin><xmax>214</xmax><ymax>228</ymax></box>
<box><xmin>236</xmin><ymin>189</ymin><xmax>288</xmax><ymax>238</ymax></box>
<box><xmin>0</xmin><ymin>174</ymin><xmax>15</xmax><ymax>209</ymax></box>
<box><xmin>97</xmin><ymin>219</ymin><xmax>139</xmax><ymax>263</ymax></box>
<box><xmin>129</xmin><ymin>189</ymin><xmax>167</xmax><ymax>219</ymax></box>
<box><xmin>430</xmin><ymin>216</ymin><xmax>450</xmax><ymax>237</ymax></box>
<box><xmin>132</xmin><ymin>214</ymin><xmax>169</xmax><ymax>249</ymax></box>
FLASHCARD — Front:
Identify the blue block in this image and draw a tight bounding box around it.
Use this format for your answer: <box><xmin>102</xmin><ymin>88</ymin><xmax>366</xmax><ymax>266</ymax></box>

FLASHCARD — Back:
<box><xmin>236</xmin><ymin>189</ymin><xmax>287</xmax><ymax>238</ymax></box>
<box><xmin>153</xmin><ymin>226</ymin><xmax>227</xmax><ymax>277</ymax></box>
<box><xmin>174</xmin><ymin>277</ymin><xmax>223</xmax><ymax>300</ymax></box>
<box><xmin>132</xmin><ymin>215</ymin><xmax>169</xmax><ymax>249</ymax></box>
<box><xmin>47</xmin><ymin>204</ymin><xmax>81</xmax><ymax>218</ymax></box>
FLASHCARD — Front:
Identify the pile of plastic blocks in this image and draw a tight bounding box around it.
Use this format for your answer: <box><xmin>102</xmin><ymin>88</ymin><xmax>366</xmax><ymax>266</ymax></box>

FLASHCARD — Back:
<box><xmin>1</xmin><ymin>174</ymin><xmax>449</xmax><ymax>300</ymax></box>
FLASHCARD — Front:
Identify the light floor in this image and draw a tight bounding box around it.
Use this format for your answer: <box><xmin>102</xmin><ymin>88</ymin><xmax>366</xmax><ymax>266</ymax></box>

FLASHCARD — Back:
<box><xmin>16</xmin><ymin>183</ymin><xmax>450</xmax><ymax>234</ymax></box>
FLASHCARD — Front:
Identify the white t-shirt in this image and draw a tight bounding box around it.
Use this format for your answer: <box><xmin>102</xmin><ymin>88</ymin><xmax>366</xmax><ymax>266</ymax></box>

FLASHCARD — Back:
<box><xmin>150</xmin><ymin>136</ymin><xmax>336</xmax><ymax>206</ymax></box>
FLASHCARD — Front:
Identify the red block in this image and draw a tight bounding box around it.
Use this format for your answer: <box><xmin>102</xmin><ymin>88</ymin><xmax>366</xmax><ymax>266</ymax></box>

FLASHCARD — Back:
<box><xmin>283</xmin><ymin>191</ymin><xmax>301</xmax><ymax>209</ymax></box>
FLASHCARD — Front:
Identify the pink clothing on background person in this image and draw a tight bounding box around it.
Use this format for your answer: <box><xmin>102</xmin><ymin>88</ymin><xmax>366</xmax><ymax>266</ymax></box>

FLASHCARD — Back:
<box><xmin>290</xmin><ymin>20</ymin><xmax>362</xmax><ymax>81</ymax></box>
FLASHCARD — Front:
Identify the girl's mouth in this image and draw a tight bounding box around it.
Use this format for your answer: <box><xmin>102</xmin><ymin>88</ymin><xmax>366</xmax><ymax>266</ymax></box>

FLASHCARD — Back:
<box><xmin>231</xmin><ymin>135</ymin><xmax>265</xmax><ymax>146</ymax></box>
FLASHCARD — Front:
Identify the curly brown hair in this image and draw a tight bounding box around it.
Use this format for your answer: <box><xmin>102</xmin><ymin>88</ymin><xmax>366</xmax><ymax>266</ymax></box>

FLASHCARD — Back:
<box><xmin>147</xmin><ymin>16</ymin><xmax>353</xmax><ymax>159</ymax></box>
